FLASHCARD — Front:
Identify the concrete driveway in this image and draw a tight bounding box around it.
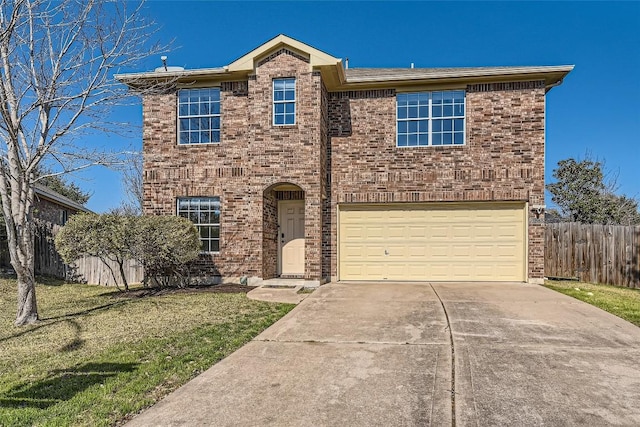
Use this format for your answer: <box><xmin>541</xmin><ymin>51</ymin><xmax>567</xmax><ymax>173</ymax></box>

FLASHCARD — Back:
<box><xmin>127</xmin><ymin>282</ymin><xmax>640</xmax><ymax>426</ymax></box>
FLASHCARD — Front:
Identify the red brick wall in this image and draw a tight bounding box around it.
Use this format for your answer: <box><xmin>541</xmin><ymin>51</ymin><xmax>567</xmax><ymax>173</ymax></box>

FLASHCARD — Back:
<box><xmin>327</xmin><ymin>81</ymin><xmax>546</xmax><ymax>281</ymax></box>
<box><xmin>142</xmin><ymin>50</ymin><xmax>325</xmax><ymax>282</ymax></box>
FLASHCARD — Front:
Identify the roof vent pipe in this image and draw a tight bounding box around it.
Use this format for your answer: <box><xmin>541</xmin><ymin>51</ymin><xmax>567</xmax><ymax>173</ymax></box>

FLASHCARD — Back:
<box><xmin>154</xmin><ymin>57</ymin><xmax>184</xmax><ymax>73</ymax></box>
<box><xmin>411</xmin><ymin>62</ymin><xmax>414</xmax><ymax>69</ymax></box>
<box><xmin>345</xmin><ymin>57</ymin><xmax>349</xmax><ymax>70</ymax></box>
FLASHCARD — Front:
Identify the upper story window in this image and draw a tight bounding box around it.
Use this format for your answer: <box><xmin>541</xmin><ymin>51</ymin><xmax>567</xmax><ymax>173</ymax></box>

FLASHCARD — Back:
<box><xmin>178</xmin><ymin>88</ymin><xmax>220</xmax><ymax>144</ymax></box>
<box><xmin>397</xmin><ymin>90</ymin><xmax>465</xmax><ymax>147</ymax></box>
<box><xmin>177</xmin><ymin>197</ymin><xmax>220</xmax><ymax>253</ymax></box>
<box><xmin>273</xmin><ymin>78</ymin><xmax>296</xmax><ymax>125</ymax></box>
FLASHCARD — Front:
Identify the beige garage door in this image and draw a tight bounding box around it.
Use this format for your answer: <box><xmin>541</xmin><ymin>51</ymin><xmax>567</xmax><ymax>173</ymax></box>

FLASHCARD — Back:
<box><xmin>339</xmin><ymin>202</ymin><xmax>526</xmax><ymax>282</ymax></box>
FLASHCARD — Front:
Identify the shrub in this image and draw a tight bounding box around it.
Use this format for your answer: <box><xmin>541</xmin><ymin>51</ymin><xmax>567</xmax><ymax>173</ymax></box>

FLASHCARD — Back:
<box><xmin>55</xmin><ymin>213</ymin><xmax>137</xmax><ymax>290</ymax></box>
<box><xmin>55</xmin><ymin>214</ymin><xmax>200</xmax><ymax>290</ymax></box>
<box><xmin>132</xmin><ymin>216</ymin><xmax>200</xmax><ymax>288</ymax></box>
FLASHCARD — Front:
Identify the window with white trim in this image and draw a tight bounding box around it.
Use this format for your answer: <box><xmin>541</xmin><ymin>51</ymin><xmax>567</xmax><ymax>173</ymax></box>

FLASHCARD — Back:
<box><xmin>397</xmin><ymin>90</ymin><xmax>465</xmax><ymax>147</ymax></box>
<box><xmin>177</xmin><ymin>197</ymin><xmax>220</xmax><ymax>252</ymax></box>
<box><xmin>273</xmin><ymin>78</ymin><xmax>296</xmax><ymax>125</ymax></box>
<box><xmin>178</xmin><ymin>88</ymin><xmax>220</xmax><ymax>144</ymax></box>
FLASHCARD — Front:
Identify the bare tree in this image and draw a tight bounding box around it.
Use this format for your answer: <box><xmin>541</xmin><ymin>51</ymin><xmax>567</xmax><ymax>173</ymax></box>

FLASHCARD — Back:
<box><xmin>120</xmin><ymin>150</ymin><xmax>143</xmax><ymax>214</ymax></box>
<box><xmin>0</xmin><ymin>0</ymin><xmax>164</xmax><ymax>325</ymax></box>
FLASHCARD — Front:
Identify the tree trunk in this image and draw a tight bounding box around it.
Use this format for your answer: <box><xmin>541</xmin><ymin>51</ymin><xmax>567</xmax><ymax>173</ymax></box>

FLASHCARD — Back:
<box><xmin>101</xmin><ymin>257</ymin><xmax>122</xmax><ymax>292</ymax></box>
<box><xmin>15</xmin><ymin>273</ymin><xmax>38</xmax><ymax>325</ymax></box>
<box><xmin>13</xmin><ymin>218</ymin><xmax>39</xmax><ymax>325</ymax></box>
<box><xmin>2</xmin><ymin>178</ymin><xmax>40</xmax><ymax>326</ymax></box>
<box><xmin>117</xmin><ymin>259</ymin><xmax>129</xmax><ymax>292</ymax></box>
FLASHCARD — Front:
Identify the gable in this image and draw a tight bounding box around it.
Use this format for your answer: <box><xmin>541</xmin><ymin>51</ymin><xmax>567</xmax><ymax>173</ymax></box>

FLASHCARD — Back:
<box><xmin>227</xmin><ymin>34</ymin><xmax>341</xmax><ymax>73</ymax></box>
<box><xmin>226</xmin><ymin>34</ymin><xmax>346</xmax><ymax>89</ymax></box>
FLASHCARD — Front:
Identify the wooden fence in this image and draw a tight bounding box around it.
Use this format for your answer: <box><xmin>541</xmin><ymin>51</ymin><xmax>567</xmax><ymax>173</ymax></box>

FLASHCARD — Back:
<box><xmin>33</xmin><ymin>221</ymin><xmax>143</xmax><ymax>286</ymax></box>
<box><xmin>545</xmin><ymin>223</ymin><xmax>640</xmax><ymax>288</ymax></box>
<box><xmin>67</xmin><ymin>256</ymin><xmax>143</xmax><ymax>286</ymax></box>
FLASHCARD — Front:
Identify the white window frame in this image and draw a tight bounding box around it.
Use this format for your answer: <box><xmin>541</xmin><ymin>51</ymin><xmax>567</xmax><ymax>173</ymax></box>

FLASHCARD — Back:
<box><xmin>273</xmin><ymin>78</ymin><xmax>296</xmax><ymax>126</ymax></box>
<box><xmin>177</xmin><ymin>88</ymin><xmax>221</xmax><ymax>145</ymax></box>
<box><xmin>176</xmin><ymin>197</ymin><xmax>221</xmax><ymax>253</ymax></box>
<box><xmin>396</xmin><ymin>90</ymin><xmax>466</xmax><ymax>147</ymax></box>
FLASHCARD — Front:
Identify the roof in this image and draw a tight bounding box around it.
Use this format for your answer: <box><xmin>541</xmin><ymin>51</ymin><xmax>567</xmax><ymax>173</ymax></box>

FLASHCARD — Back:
<box><xmin>115</xmin><ymin>35</ymin><xmax>573</xmax><ymax>91</ymax></box>
<box><xmin>345</xmin><ymin>66</ymin><xmax>574</xmax><ymax>83</ymax></box>
<box><xmin>34</xmin><ymin>183</ymin><xmax>92</xmax><ymax>213</ymax></box>
<box><xmin>344</xmin><ymin>65</ymin><xmax>574</xmax><ymax>92</ymax></box>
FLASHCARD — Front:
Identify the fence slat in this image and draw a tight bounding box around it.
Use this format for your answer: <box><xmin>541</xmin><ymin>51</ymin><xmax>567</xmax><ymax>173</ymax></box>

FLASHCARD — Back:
<box><xmin>545</xmin><ymin>222</ymin><xmax>640</xmax><ymax>288</ymax></box>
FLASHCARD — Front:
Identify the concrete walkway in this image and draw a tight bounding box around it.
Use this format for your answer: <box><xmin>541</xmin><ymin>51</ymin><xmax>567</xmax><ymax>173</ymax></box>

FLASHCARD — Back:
<box><xmin>126</xmin><ymin>282</ymin><xmax>640</xmax><ymax>426</ymax></box>
<box><xmin>246</xmin><ymin>284</ymin><xmax>311</xmax><ymax>304</ymax></box>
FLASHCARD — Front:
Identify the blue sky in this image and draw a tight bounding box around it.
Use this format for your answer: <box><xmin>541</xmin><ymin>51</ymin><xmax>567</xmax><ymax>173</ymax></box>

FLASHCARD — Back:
<box><xmin>79</xmin><ymin>0</ymin><xmax>640</xmax><ymax>213</ymax></box>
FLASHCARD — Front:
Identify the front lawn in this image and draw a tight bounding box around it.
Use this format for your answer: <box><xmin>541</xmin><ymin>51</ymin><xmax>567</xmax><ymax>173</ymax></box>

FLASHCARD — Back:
<box><xmin>0</xmin><ymin>278</ymin><xmax>294</xmax><ymax>426</ymax></box>
<box><xmin>544</xmin><ymin>280</ymin><xmax>640</xmax><ymax>327</ymax></box>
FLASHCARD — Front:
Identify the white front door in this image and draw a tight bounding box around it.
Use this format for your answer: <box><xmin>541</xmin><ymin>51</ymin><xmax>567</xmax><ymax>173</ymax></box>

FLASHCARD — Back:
<box><xmin>279</xmin><ymin>200</ymin><xmax>305</xmax><ymax>276</ymax></box>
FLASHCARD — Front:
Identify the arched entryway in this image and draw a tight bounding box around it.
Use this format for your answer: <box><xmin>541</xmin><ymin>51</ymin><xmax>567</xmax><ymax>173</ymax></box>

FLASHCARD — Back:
<box><xmin>263</xmin><ymin>183</ymin><xmax>305</xmax><ymax>280</ymax></box>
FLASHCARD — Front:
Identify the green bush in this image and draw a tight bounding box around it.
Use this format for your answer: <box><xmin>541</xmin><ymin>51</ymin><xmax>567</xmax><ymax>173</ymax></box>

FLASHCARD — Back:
<box><xmin>133</xmin><ymin>216</ymin><xmax>201</xmax><ymax>288</ymax></box>
<box><xmin>55</xmin><ymin>214</ymin><xmax>200</xmax><ymax>290</ymax></box>
<box><xmin>55</xmin><ymin>214</ymin><xmax>137</xmax><ymax>290</ymax></box>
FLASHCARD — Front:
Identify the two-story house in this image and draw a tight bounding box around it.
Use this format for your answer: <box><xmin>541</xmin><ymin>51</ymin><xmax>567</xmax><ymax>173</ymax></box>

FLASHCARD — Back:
<box><xmin>117</xmin><ymin>35</ymin><xmax>572</xmax><ymax>287</ymax></box>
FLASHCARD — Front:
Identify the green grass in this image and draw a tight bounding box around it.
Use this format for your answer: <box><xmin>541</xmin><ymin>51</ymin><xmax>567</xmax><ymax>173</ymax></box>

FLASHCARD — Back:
<box><xmin>545</xmin><ymin>280</ymin><xmax>640</xmax><ymax>327</ymax></box>
<box><xmin>0</xmin><ymin>278</ymin><xmax>294</xmax><ymax>426</ymax></box>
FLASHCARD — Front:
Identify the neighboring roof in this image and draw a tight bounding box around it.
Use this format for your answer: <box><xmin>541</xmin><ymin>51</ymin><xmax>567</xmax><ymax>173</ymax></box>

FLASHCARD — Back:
<box><xmin>115</xmin><ymin>35</ymin><xmax>573</xmax><ymax>91</ymax></box>
<box><xmin>34</xmin><ymin>183</ymin><xmax>92</xmax><ymax>213</ymax></box>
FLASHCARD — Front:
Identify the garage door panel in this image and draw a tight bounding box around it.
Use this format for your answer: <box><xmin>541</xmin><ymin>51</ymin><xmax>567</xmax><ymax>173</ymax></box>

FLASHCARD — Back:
<box><xmin>341</xmin><ymin>244</ymin><xmax>367</xmax><ymax>257</ymax></box>
<box><xmin>474</xmin><ymin>245</ymin><xmax>494</xmax><ymax>258</ymax></box>
<box><xmin>386</xmin><ymin>251</ymin><xmax>409</xmax><ymax>261</ymax></box>
<box><xmin>429</xmin><ymin>264</ymin><xmax>455</xmax><ymax>280</ymax></box>
<box><xmin>495</xmin><ymin>244</ymin><xmax>519</xmax><ymax>258</ymax></box>
<box><xmin>386</xmin><ymin>264</ymin><xmax>408</xmax><ymax>279</ymax></box>
<box><xmin>387</xmin><ymin>226</ymin><xmax>406</xmax><ymax>239</ymax></box>
<box><xmin>474</xmin><ymin>225</ymin><xmax>494</xmax><ymax>239</ymax></box>
<box><xmin>408</xmin><ymin>226</ymin><xmax>427</xmax><ymax>238</ymax></box>
<box><xmin>408</xmin><ymin>265</ymin><xmax>429</xmax><ymax>277</ymax></box>
<box><xmin>364</xmin><ymin>245</ymin><xmax>386</xmax><ymax>260</ymax></box>
<box><xmin>365</xmin><ymin>226</ymin><xmax>384</xmax><ymax>239</ymax></box>
<box><xmin>406</xmin><ymin>245</ymin><xmax>427</xmax><ymax>258</ymax></box>
<box><xmin>429</xmin><ymin>226</ymin><xmax>450</xmax><ymax>239</ymax></box>
<box><xmin>452</xmin><ymin>225</ymin><xmax>472</xmax><ymax>239</ymax></box>
<box><xmin>342</xmin><ymin>225</ymin><xmax>365</xmax><ymax>239</ymax></box>
<box><xmin>428</xmin><ymin>244</ymin><xmax>451</xmax><ymax>258</ymax></box>
<box><xmin>451</xmin><ymin>245</ymin><xmax>472</xmax><ymax>258</ymax></box>
<box><xmin>498</xmin><ymin>265</ymin><xmax>522</xmax><ymax>278</ymax></box>
<box><xmin>339</xmin><ymin>202</ymin><xmax>526</xmax><ymax>282</ymax></box>
<box><xmin>474</xmin><ymin>267</ymin><xmax>495</xmax><ymax>280</ymax></box>
<box><xmin>341</xmin><ymin>262</ymin><xmax>385</xmax><ymax>280</ymax></box>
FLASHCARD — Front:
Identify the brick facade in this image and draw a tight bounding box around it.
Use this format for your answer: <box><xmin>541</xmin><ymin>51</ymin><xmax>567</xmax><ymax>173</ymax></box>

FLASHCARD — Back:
<box><xmin>327</xmin><ymin>81</ymin><xmax>546</xmax><ymax>281</ymax></box>
<box><xmin>143</xmin><ymin>51</ymin><xmax>325</xmax><ymax>283</ymax></box>
<box><xmin>138</xmin><ymin>41</ymin><xmax>563</xmax><ymax>285</ymax></box>
<box><xmin>33</xmin><ymin>197</ymin><xmax>73</xmax><ymax>226</ymax></box>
